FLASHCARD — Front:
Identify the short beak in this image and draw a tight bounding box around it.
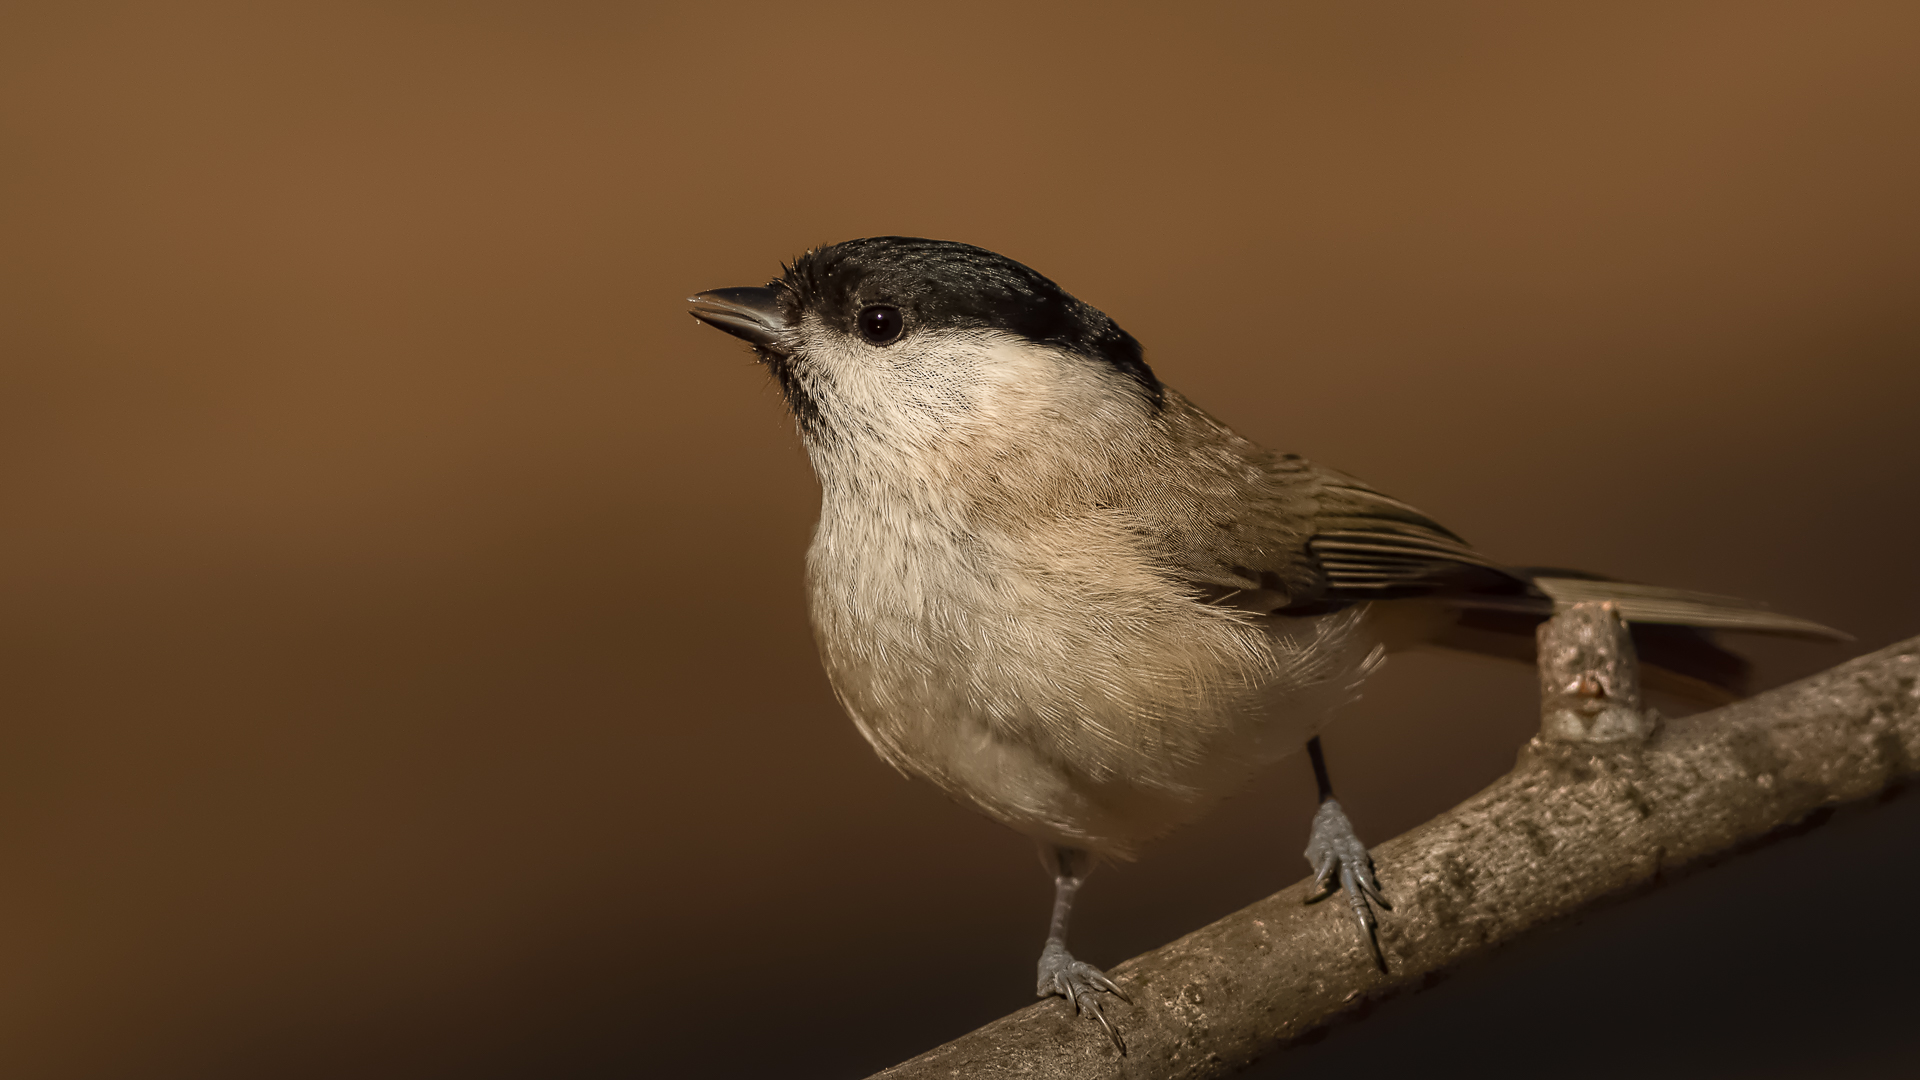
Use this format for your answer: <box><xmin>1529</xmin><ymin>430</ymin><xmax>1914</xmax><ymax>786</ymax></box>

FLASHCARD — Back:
<box><xmin>688</xmin><ymin>287</ymin><xmax>791</xmax><ymax>350</ymax></box>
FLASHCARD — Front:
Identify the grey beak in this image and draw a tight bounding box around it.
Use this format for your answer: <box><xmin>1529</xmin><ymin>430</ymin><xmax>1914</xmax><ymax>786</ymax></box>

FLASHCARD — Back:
<box><xmin>688</xmin><ymin>287</ymin><xmax>791</xmax><ymax>350</ymax></box>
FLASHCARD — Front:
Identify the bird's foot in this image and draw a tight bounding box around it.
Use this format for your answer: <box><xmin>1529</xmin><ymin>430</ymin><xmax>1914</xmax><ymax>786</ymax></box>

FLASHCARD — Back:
<box><xmin>1304</xmin><ymin>798</ymin><xmax>1392</xmax><ymax>970</ymax></box>
<box><xmin>1037</xmin><ymin>939</ymin><xmax>1130</xmax><ymax>1053</ymax></box>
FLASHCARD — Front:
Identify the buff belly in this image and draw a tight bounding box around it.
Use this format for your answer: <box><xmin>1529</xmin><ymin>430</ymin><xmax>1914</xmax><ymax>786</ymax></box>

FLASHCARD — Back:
<box><xmin>809</xmin><ymin>538</ymin><xmax>1380</xmax><ymax>856</ymax></box>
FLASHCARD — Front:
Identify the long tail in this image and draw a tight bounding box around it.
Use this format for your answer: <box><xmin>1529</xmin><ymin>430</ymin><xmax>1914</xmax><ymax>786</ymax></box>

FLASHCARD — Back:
<box><xmin>1422</xmin><ymin>569</ymin><xmax>1849</xmax><ymax>707</ymax></box>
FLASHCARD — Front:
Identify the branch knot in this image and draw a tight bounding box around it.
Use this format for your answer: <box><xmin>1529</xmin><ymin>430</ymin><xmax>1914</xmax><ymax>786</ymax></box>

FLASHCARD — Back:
<box><xmin>1538</xmin><ymin>601</ymin><xmax>1653</xmax><ymax>744</ymax></box>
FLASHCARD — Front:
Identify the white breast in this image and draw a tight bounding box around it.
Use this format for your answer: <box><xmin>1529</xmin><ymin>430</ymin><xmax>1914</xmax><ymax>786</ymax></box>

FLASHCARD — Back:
<box><xmin>797</xmin><ymin>333</ymin><xmax>1380</xmax><ymax>856</ymax></box>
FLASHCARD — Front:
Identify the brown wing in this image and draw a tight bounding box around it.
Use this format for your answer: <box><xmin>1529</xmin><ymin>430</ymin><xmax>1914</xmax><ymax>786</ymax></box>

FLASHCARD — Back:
<box><xmin>1280</xmin><ymin>457</ymin><xmax>1516</xmax><ymax>604</ymax></box>
<box><xmin>1175</xmin><ymin>452</ymin><xmax>1519</xmax><ymax>615</ymax></box>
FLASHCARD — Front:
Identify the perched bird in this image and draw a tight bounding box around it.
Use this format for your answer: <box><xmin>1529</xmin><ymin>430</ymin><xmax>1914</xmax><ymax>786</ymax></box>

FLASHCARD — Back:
<box><xmin>687</xmin><ymin>237</ymin><xmax>1842</xmax><ymax>1051</ymax></box>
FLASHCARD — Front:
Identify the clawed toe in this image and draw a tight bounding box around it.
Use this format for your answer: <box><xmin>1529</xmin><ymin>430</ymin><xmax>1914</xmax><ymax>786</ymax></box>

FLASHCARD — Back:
<box><xmin>1038</xmin><ymin>944</ymin><xmax>1130</xmax><ymax>1053</ymax></box>
<box><xmin>1305</xmin><ymin>798</ymin><xmax>1392</xmax><ymax>970</ymax></box>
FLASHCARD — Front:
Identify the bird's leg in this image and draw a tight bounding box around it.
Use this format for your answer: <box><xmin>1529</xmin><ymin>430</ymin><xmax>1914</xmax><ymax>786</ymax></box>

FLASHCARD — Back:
<box><xmin>1303</xmin><ymin>735</ymin><xmax>1392</xmax><ymax>971</ymax></box>
<box><xmin>1034</xmin><ymin>845</ymin><xmax>1130</xmax><ymax>1053</ymax></box>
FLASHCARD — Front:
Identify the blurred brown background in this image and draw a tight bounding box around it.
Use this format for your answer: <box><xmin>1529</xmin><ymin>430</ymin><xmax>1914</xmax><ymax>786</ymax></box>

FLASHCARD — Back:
<box><xmin>2</xmin><ymin>2</ymin><xmax>1918</xmax><ymax>1077</ymax></box>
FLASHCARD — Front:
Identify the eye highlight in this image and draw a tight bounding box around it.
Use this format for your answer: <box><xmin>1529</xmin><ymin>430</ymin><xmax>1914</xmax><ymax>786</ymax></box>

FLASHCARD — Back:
<box><xmin>857</xmin><ymin>305</ymin><xmax>904</xmax><ymax>346</ymax></box>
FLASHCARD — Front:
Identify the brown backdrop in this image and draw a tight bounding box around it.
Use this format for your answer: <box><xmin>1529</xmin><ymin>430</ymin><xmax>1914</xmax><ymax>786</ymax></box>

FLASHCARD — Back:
<box><xmin>2</xmin><ymin>2</ymin><xmax>1917</xmax><ymax>1077</ymax></box>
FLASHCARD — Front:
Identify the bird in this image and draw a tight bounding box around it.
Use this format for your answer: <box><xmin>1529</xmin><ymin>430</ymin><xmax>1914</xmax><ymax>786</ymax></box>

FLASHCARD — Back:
<box><xmin>686</xmin><ymin>236</ymin><xmax>1844</xmax><ymax>1052</ymax></box>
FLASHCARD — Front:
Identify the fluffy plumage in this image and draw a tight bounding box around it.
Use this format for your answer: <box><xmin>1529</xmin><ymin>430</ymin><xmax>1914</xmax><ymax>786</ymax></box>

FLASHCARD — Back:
<box><xmin>692</xmin><ymin>236</ymin><xmax>1844</xmax><ymax>857</ymax></box>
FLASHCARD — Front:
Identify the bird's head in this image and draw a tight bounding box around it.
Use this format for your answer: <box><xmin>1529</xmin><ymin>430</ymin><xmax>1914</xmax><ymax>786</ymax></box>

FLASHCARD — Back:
<box><xmin>689</xmin><ymin>237</ymin><xmax>1161</xmax><ymax>458</ymax></box>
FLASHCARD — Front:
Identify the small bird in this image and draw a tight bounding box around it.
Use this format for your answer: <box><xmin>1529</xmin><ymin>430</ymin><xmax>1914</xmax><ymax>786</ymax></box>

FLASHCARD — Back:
<box><xmin>688</xmin><ymin>237</ymin><xmax>1842</xmax><ymax>1051</ymax></box>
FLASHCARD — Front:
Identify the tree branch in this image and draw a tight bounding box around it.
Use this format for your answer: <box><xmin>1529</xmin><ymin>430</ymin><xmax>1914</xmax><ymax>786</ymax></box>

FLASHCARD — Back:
<box><xmin>872</xmin><ymin>621</ymin><xmax>1920</xmax><ymax>1080</ymax></box>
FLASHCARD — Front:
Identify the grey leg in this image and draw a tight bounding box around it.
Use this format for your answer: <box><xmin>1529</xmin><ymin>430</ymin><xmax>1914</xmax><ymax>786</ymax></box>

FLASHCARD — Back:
<box><xmin>1303</xmin><ymin>736</ymin><xmax>1392</xmax><ymax>970</ymax></box>
<box><xmin>1035</xmin><ymin>845</ymin><xmax>1130</xmax><ymax>1052</ymax></box>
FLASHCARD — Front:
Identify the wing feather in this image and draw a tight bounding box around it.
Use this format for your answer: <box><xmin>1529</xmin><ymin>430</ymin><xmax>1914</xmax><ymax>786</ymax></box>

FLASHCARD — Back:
<box><xmin>1135</xmin><ymin>395</ymin><xmax>1843</xmax><ymax>646</ymax></box>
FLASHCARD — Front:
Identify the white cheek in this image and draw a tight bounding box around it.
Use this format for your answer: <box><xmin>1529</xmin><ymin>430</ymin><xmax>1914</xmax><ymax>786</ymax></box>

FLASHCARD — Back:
<box><xmin>798</xmin><ymin>324</ymin><xmax>1077</xmax><ymax>454</ymax></box>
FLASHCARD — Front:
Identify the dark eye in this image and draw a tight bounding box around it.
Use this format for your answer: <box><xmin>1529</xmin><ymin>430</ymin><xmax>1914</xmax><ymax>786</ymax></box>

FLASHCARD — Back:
<box><xmin>857</xmin><ymin>305</ymin><xmax>904</xmax><ymax>345</ymax></box>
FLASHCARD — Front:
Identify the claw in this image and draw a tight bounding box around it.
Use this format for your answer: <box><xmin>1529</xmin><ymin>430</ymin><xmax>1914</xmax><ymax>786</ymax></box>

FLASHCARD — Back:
<box><xmin>1089</xmin><ymin>998</ymin><xmax>1125</xmax><ymax>1054</ymax></box>
<box><xmin>1090</xmin><ymin>969</ymin><xmax>1133</xmax><ymax>1004</ymax></box>
<box><xmin>1345</xmin><ymin>876</ymin><xmax>1387</xmax><ymax>971</ymax></box>
<box><xmin>1360</xmin><ymin>931</ymin><xmax>1387</xmax><ymax>972</ymax></box>
<box><xmin>1312</xmin><ymin>866</ymin><xmax>1337</xmax><ymax>896</ymax></box>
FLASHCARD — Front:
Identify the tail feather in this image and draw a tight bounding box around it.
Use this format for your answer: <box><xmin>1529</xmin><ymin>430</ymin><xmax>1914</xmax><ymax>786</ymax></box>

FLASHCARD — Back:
<box><xmin>1528</xmin><ymin>575</ymin><xmax>1850</xmax><ymax>642</ymax></box>
<box><xmin>1417</xmin><ymin>569</ymin><xmax>1847</xmax><ymax>709</ymax></box>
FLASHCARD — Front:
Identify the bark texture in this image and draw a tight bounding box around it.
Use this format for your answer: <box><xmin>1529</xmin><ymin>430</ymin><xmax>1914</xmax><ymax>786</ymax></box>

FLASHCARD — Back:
<box><xmin>871</xmin><ymin>630</ymin><xmax>1920</xmax><ymax>1080</ymax></box>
